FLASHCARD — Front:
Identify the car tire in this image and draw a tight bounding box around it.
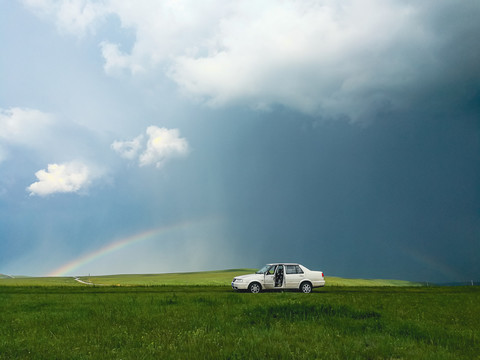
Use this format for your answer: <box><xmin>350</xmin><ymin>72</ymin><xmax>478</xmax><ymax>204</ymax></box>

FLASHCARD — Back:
<box><xmin>300</xmin><ymin>282</ymin><xmax>312</xmax><ymax>294</ymax></box>
<box><xmin>248</xmin><ymin>282</ymin><xmax>261</xmax><ymax>293</ymax></box>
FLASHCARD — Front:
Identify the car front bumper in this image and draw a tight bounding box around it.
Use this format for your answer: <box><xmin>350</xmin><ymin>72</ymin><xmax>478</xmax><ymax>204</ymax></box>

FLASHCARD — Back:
<box><xmin>231</xmin><ymin>281</ymin><xmax>249</xmax><ymax>290</ymax></box>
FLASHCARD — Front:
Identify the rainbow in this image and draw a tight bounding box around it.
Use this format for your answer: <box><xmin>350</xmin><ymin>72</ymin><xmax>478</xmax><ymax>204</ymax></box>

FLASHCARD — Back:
<box><xmin>48</xmin><ymin>220</ymin><xmax>199</xmax><ymax>277</ymax></box>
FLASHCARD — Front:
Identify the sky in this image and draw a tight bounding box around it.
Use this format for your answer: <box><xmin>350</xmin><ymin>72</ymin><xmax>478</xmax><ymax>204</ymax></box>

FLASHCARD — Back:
<box><xmin>0</xmin><ymin>0</ymin><xmax>479</xmax><ymax>282</ymax></box>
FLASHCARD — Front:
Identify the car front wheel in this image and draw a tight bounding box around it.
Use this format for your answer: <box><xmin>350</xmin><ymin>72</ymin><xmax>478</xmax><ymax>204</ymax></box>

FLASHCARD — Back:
<box><xmin>300</xmin><ymin>282</ymin><xmax>312</xmax><ymax>293</ymax></box>
<box><xmin>248</xmin><ymin>282</ymin><xmax>261</xmax><ymax>293</ymax></box>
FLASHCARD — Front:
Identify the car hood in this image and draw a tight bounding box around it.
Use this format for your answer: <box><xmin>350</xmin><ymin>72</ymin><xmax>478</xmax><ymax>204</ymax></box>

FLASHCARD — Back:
<box><xmin>234</xmin><ymin>273</ymin><xmax>264</xmax><ymax>281</ymax></box>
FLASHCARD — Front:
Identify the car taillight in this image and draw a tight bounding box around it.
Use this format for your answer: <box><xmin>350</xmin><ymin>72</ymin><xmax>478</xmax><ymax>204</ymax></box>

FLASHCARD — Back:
<box><xmin>321</xmin><ymin>272</ymin><xmax>324</xmax><ymax>277</ymax></box>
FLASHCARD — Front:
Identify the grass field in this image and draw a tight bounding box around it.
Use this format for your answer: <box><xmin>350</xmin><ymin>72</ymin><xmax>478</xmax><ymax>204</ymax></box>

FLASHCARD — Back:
<box><xmin>1</xmin><ymin>272</ymin><xmax>478</xmax><ymax>359</ymax></box>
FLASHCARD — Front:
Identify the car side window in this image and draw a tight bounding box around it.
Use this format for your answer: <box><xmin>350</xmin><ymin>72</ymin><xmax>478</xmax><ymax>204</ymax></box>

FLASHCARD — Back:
<box><xmin>266</xmin><ymin>265</ymin><xmax>276</xmax><ymax>275</ymax></box>
<box><xmin>295</xmin><ymin>265</ymin><xmax>304</xmax><ymax>274</ymax></box>
<box><xmin>286</xmin><ymin>265</ymin><xmax>296</xmax><ymax>274</ymax></box>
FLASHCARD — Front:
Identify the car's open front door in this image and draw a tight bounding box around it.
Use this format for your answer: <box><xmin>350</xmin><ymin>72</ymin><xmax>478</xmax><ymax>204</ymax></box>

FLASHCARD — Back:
<box><xmin>263</xmin><ymin>265</ymin><xmax>276</xmax><ymax>289</ymax></box>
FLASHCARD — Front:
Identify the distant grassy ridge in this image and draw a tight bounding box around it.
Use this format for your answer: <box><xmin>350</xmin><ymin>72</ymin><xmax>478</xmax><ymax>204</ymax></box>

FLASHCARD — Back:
<box><xmin>0</xmin><ymin>269</ymin><xmax>422</xmax><ymax>287</ymax></box>
<box><xmin>82</xmin><ymin>269</ymin><xmax>257</xmax><ymax>286</ymax></box>
<box><xmin>0</xmin><ymin>276</ymin><xmax>85</xmax><ymax>287</ymax></box>
<box><xmin>325</xmin><ymin>276</ymin><xmax>422</xmax><ymax>287</ymax></box>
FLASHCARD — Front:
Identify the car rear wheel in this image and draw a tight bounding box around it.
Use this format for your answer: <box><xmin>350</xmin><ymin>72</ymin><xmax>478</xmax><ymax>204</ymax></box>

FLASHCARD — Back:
<box><xmin>248</xmin><ymin>282</ymin><xmax>261</xmax><ymax>293</ymax></box>
<box><xmin>300</xmin><ymin>282</ymin><xmax>312</xmax><ymax>293</ymax></box>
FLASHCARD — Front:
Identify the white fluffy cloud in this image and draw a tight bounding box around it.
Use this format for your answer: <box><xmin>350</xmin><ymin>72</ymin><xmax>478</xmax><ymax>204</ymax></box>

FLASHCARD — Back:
<box><xmin>23</xmin><ymin>0</ymin><xmax>480</xmax><ymax>120</ymax></box>
<box><xmin>112</xmin><ymin>126</ymin><xmax>189</xmax><ymax>168</ymax></box>
<box><xmin>27</xmin><ymin>161</ymin><xmax>92</xmax><ymax>196</ymax></box>
<box><xmin>140</xmin><ymin>126</ymin><xmax>189</xmax><ymax>168</ymax></box>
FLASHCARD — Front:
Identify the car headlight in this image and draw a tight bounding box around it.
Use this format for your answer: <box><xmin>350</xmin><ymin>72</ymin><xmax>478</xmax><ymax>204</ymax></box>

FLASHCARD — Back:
<box><xmin>234</xmin><ymin>279</ymin><xmax>243</xmax><ymax>283</ymax></box>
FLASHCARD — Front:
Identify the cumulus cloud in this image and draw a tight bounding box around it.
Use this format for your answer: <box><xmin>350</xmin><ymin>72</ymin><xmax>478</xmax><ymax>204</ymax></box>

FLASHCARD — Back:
<box><xmin>112</xmin><ymin>126</ymin><xmax>189</xmax><ymax>168</ymax></box>
<box><xmin>140</xmin><ymin>126</ymin><xmax>189</xmax><ymax>168</ymax></box>
<box><xmin>27</xmin><ymin>161</ymin><xmax>93</xmax><ymax>196</ymax></box>
<box><xmin>23</xmin><ymin>0</ymin><xmax>480</xmax><ymax>121</ymax></box>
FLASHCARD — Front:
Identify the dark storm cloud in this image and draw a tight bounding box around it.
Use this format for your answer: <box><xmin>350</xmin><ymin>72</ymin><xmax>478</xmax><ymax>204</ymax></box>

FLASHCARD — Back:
<box><xmin>169</xmin><ymin>1</ymin><xmax>480</xmax><ymax>123</ymax></box>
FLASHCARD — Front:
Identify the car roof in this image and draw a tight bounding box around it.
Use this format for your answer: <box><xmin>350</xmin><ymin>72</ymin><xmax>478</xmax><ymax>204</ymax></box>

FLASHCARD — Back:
<box><xmin>267</xmin><ymin>263</ymin><xmax>300</xmax><ymax>266</ymax></box>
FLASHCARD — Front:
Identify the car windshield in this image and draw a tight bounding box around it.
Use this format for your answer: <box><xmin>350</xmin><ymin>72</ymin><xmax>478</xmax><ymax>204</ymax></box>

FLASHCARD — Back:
<box><xmin>256</xmin><ymin>265</ymin><xmax>271</xmax><ymax>274</ymax></box>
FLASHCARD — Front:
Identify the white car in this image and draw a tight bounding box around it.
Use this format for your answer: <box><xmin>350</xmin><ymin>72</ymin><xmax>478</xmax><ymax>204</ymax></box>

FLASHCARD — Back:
<box><xmin>231</xmin><ymin>263</ymin><xmax>325</xmax><ymax>293</ymax></box>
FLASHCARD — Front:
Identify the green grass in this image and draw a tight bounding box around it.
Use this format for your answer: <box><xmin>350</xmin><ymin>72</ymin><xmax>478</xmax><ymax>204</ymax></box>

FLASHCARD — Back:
<box><xmin>0</xmin><ymin>284</ymin><xmax>479</xmax><ymax>359</ymax></box>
